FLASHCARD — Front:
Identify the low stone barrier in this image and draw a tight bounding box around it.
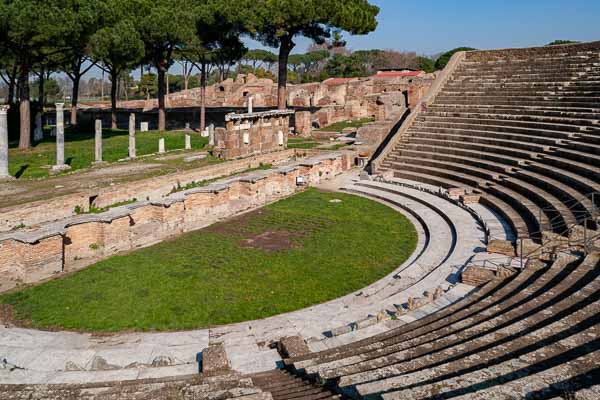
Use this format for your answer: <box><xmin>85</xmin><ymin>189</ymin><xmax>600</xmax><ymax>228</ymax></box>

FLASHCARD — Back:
<box><xmin>0</xmin><ymin>151</ymin><xmax>355</xmax><ymax>292</ymax></box>
<box><xmin>0</xmin><ymin>150</ymin><xmax>298</xmax><ymax>232</ymax></box>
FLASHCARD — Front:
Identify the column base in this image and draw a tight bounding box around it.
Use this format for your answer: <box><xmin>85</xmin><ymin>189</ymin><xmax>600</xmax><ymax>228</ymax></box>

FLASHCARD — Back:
<box><xmin>92</xmin><ymin>161</ymin><xmax>107</xmax><ymax>167</ymax></box>
<box><xmin>51</xmin><ymin>164</ymin><xmax>72</xmax><ymax>174</ymax></box>
<box><xmin>0</xmin><ymin>174</ymin><xmax>15</xmax><ymax>181</ymax></box>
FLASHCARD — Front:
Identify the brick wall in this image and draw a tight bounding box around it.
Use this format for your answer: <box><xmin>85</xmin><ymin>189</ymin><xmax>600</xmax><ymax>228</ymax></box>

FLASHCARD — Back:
<box><xmin>0</xmin><ymin>150</ymin><xmax>297</xmax><ymax>233</ymax></box>
<box><xmin>0</xmin><ymin>152</ymin><xmax>356</xmax><ymax>292</ymax></box>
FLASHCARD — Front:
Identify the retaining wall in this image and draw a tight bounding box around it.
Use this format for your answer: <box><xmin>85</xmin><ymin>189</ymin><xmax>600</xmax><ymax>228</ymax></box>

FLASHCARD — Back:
<box><xmin>0</xmin><ymin>151</ymin><xmax>355</xmax><ymax>292</ymax></box>
<box><xmin>0</xmin><ymin>150</ymin><xmax>298</xmax><ymax>232</ymax></box>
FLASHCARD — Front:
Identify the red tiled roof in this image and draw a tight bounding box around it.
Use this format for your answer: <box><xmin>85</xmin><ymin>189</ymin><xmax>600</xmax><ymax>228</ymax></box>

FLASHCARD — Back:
<box><xmin>324</xmin><ymin>77</ymin><xmax>356</xmax><ymax>85</ymax></box>
<box><xmin>374</xmin><ymin>70</ymin><xmax>424</xmax><ymax>78</ymax></box>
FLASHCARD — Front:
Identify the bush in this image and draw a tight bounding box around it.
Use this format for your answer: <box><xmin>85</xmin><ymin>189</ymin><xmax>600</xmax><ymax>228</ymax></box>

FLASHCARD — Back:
<box><xmin>434</xmin><ymin>47</ymin><xmax>476</xmax><ymax>70</ymax></box>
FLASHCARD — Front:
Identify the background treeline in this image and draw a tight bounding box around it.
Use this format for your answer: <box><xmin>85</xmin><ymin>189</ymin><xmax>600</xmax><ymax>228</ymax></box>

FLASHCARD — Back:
<box><xmin>0</xmin><ymin>0</ymin><xmax>381</xmax><ymax>148</ymax></box>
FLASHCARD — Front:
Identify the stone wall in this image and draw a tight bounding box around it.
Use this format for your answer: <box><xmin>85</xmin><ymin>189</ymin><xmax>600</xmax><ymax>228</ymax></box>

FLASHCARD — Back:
<box><xmin>215</xmin><ymin>110</ymin><xmax>292</xmax><ymax>160</ymax></box>
<box><xmin>0</xmin><ymin>151</ymin><xmax>356</xmax><ymax>292</ymax></box>
<box><xmin>93</xmin><ymin>72</ymin><xmax>435</xmax><ymax>134</ymax></box>
<box><xmin>0</xmin><ymin>150</ymin><xmax>297</xmax><ymax>232</ymax></box>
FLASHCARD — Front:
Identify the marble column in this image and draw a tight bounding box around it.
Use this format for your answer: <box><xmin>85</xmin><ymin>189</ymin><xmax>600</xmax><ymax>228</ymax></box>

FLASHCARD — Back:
<box><xmin>128</xmin><ymin>113</ymin><xmax>136</xmax><ymax>158</ymax></box>
<box><xmin>208</xmin><ymin>124</ymin><xmax>215</xmax><ymax>146</ymax></box>
<box><xmin>248</xmin><ymin>96</ymin><xmax>253</xmax><ymax>114</ymax></box>
<box><xmin>0</xmin><ymin>105</ymin><xmax>13</xmax><ymax>180</ymax></box>
<box><xmin>94</xmin><ymin>119</ymin><xmax>103</xmax><ymax>163</ymax></box>
<box><xmin>52</xmin><ymin>103</ymin><xmax>70</xmax><ymax>172</ymax></box>
<box><xmin>158</xmin><ymin>137</ymin><xmax>165</xmax><ymax>153</ymax></box>
<box><xmin>185</xmin><ymin>134</ymin><xmax>191</xmax><ymax>150</ymax></box>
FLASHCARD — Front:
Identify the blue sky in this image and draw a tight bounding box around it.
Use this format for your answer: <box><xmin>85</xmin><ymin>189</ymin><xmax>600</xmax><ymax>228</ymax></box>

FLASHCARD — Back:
<box><xmin>90</xmin><ymin>0</ymin><xmax>600</xmax><ymax>79</ymax></box>
<box><xmin>246</xmin><ymin>0</ymin><xmax>600</xmax><ymax>56</ymax></box>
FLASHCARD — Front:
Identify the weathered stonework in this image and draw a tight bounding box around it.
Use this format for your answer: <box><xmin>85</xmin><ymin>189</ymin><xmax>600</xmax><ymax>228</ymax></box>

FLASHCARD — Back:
<box><xmin>201</xmin><ymin>344</ymin><xmax>231</xmax><ymax>376</ymax></box>
<box><xmin>461</xmin><ymin>265</ymin><xmax>496</xmax><ymax>286</ymax></box>
<box><xmin>215</xmin><ymin>110</ymin><xmax>292</xmax><ymax>160</ymax></box>
<box><xmin>487</xmin><ymin>240</ymin><xmax>516</xmax><ymax>257</ymax></box>
<box><xmin>278</xmin><ymin>336</ymin><xmax>311</xmax><ymax>358</ymax></box>
<box><xmin>0</xmin><ymin>151</ymin><xmax>355</xmax><ymax>291</ymax></box>
<box><xmin>0</xmin><ymin>150</ymin><xmax>299</xmax><ymax>232</ymax></box>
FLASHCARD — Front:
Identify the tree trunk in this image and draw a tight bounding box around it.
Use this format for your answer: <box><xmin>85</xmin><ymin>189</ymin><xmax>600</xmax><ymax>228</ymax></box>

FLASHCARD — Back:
<box><xmin>166</xmin><ymin>71</ymin><xmax>170</xmax><ymax>96</ymax></box>
<box><xmin>200</xmin><ymin>61</ymin><xmax>206</xmax><ymax>133</ymax></box>
<box><xmin>124</xmin><ymin>76</ymin><xmax>129</xmax><ymax>101</ymax></box>
<box><xmin>18</xmin><ymin>64</ymin><xmax>31</xmax><ymax>149</ymax></box>
<box><xmin>70</xmin><ymin>74</ymin><xmax>80</xmax><ymax>128</ymax></box>
<box><xmin>101</xmin><ymin>69</ymin><xmax>105</xmax><ymax>101</ymax></box>
<box><xmin>38</xmin><ymin>69</ymin><xmax>45</xmax><ymax>107</ymax></box>
<box><xmin>157</xmin><ymin>62</ymin><xmax>166</xmax><ymax>131</ymax></box>
<box><xmin>110</xmin><ymin>70</ymin><xmax>118</xmax><ymax>129</ymax></box>
<box><xmin>277</xmin><ymin>37</ymin><xmax>294</xmax><ymax>110</ymax></box>
<box><xmin>8</xmin><ymin>65</ymin><xmax>17</xmax><ymax>104</ymax></box>
<box><xmin>183</xmin><ymin>61</ymin><xmax>190</xmax><ymax>91</ymax></box>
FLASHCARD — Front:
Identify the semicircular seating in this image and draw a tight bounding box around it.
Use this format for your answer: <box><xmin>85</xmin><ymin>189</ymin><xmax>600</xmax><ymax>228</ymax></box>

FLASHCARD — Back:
<box><xmin>2</xmin><ymin>42</ymin><xmax>600</xmax><ymax>400</ymax></box>
<box><xmin>279</xmin><ymin>42</ymin><xmax>600</xmax><ymax>399</ymax></box>
<box><xmin>380</xmin><ymin>42</ymin><xmax>600</xmax><ymax>243</ymax></box>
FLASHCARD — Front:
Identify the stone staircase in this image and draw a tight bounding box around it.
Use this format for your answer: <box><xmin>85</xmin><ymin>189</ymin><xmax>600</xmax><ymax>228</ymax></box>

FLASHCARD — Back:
<box><xmin>273</xmin><ymin>42</ymin><xmax>600</xmax><ymax>399</ymax></box>
<box><xmin>375</xmin><ymin>41</ymin><xmax>600</xmax><ymax>242</ymax></box>
<box><xmin>283</xmin><ymin>251</ymin><xmax>600</xmax><ymax>399</ymax></box>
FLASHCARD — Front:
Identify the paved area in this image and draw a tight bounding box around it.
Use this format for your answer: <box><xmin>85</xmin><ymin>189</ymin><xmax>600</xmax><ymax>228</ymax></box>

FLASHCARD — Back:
<box><xmin>0</xmin><ymin>170</ymin><xmax>513</xmax><ymax>385</ymax></box>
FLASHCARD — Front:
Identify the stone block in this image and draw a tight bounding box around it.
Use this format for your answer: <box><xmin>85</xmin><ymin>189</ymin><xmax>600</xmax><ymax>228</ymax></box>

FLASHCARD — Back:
<box><xmin>329</xmin><ymin>324</ymin><xmax>352</xmax><ymax>337</ymax></box>
<box><xmin>277</xmin><ymin>336</ymin><xmax>310</xmax><ymax>358</ymax></box>
<box><xmin>140</xmin><ymin>122</ymin><xmax>149</xmax><ymax>132</ymax></box>
<box><xmin>201</xmin><ymin>344</ymin><xmax>230</xmax><ymax>376</ymax></box>
<box><xmin>460</xmin><ymin>194</ymin><xmax>481</xmax><ymax>204</ymax></box>
<box><xmin>355</xmin><ymin>316</ymin><xmax>378</xmax><ymax>329</ymax></box>
<box><xmin>447</xmin><ymin>187</ymin><xmax>466</xmax><ymax>199</ymax></box>
<box><xmin>496</xmin><ymin>266</ymin><xmax>517</xmax><ymax>279</ymax></box>
<box><xmin>461</xmin><ymin>265</ymin><xmax>496</xmax><ymax>286</ymax></box>
<box><xmin>434</xmin><ymin>286</ymin><xmax>444</xmax><ymax>300</ymax></box>
<box><xmin>380</xmin><ymin>170</ymin><xmax>395</xmax><ymax>181</ymax></box>
<box><xmin>487</xmin><ymin>240</ymin><xmax>516</xmax><ymax>257</ymax></box>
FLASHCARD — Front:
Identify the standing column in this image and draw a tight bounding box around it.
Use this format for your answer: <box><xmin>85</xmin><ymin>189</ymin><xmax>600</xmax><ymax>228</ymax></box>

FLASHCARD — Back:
<box><xmin>52</xmin><ymin>103</ymin><xmax>70</xmax><ymax>172</ymax></box>
<box><xmin>158</xmin><ymin>137</ymin><xmax>165</xmax><ymax>153</ymax></box>
<box><xmin>248</xmin><ymin>96</ymin><xmax>253</xmax><ymax>114</ymax></box>
<box><xmin>0</xmin><ymin>105</ymin><xmax>13</xmax><ymax>180</ymax></box>
<box><xmin>208</xmin><ymin>124</ymin><xmax>215</xmax><ymax>146</ymax></box>
<box><xmin>94</xmin><ymin>119</ymin><xmax>103</xmax><ymax>163</ymax></box>
<box><xmin>185</xmin><ymin>134</ymin><xmax>191</xmax><ymax>150</ymax></box>
<box><xmin>128</xmin><ymin>113</ymin><xmax>136</xmax><ymax>158</ymax></box>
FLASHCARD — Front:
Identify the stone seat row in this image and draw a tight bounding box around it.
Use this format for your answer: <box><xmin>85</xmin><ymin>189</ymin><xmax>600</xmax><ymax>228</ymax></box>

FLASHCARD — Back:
<box><xmin>426</xmin><ymin>103</ymin><xmax>600</xmax><ymax>122</ymax></box>
<box><xmin>0</xmin><ymin>373</ymin><xmax>273</xmax><ymax>400</ymax></box>
<box><xmin>283</xmin><ymin>177</ymin><xmax>489</xmax><ymax>341</ymax></box>
<box><xmin>283</xmin><ymin>250</ymin><xmax>600</xmax><ymax>399</ymax></box>
<box><xmin>406</xmin><ymin>123</ymin><xmax>600</xmax><ymax>178</ymax></box>
<box><xmin>0</xmin><ymin>170</ymin><xmax>496</xmax><ymax>388</ymax></box>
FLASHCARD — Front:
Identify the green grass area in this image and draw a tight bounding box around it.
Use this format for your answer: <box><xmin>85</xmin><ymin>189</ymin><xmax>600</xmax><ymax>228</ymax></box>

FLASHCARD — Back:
<box><xmin>316</xmin><ymin>117</ymin><xmax>375</xmax><ymax>133</ymax></box>
<box><xmin>321</xmin><ymin>143</ymin><xmax>351</xmax><ymax>151</ymax></box>
<box><xmin>287</xmin><ymin>142</ymin><xmax>321</xmax><ymax>149</ymax></box>
<box><xmin>8</xmin><ymin>128</ymin><xmax>208</xmax><ymax>179</ymax></box>
<box><xmin>287</xmin><ymin>137</ymin><xmax>321</xmax><ymax>149</ymax></box>
<box><xmin>1</xmin><ymin>189</ymin><xmax>417</xmax><ymax>332</ymax></box>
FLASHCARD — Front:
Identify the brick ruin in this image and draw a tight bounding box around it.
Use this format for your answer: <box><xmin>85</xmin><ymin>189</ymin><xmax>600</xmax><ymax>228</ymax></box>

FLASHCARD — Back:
<box><xmin>214</xmin><ymin>110</ymin><xmax>293</xmax><ymax>159</ymax></box>
<box><xmin>103</xmin><ymin>71</ymin><xmax>435</xmax><ymax>137</ymax></box>
<box><xmin>0</xmin><ymin>151</ymin><xmax>355</xmax><ymax>291</ymax></box>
